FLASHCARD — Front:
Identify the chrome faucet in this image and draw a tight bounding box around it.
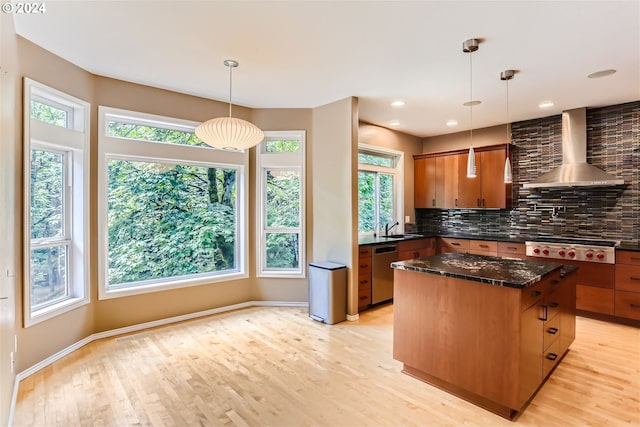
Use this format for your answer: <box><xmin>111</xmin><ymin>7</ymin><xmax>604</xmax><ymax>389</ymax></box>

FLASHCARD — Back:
<box><xmin>385</xmin><ymin>221</ymin><xmax>399</xmax><ymax>236</ymax></box>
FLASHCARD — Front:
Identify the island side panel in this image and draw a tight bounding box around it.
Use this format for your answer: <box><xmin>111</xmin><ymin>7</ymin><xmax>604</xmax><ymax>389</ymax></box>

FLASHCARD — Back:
<box><xmin>393</xmin><ymin>268</ymin><xmax>523</xmax><ymax>410</ymax></box>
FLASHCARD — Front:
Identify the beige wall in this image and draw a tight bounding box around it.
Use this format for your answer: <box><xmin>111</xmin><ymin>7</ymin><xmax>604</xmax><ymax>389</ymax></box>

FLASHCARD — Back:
<box><xmin>311</xmin><ymin>98</ymin><xmax>359</xmax><ymax>316</ymax></box>
<box><xmin>422</xmin><ymin>124</ymin><xmax>508</xmax><ymax>153</ymax></box>
<box><xmin>0</xmin><ymin>14</ymin><xmax>20</xmax><ymax>427</ymax></box>
<box><xmin>359</xmin><ymin>122</ymin><xmax>423</xmax><ymax>224</ymax></box>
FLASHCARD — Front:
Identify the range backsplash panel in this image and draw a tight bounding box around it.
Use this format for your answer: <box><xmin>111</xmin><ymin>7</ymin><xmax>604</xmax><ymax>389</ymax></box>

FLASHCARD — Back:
<box><xmin>416</xmin><ymin>101</ymin><xmax>640</xmax><ymax>244</ymax></box>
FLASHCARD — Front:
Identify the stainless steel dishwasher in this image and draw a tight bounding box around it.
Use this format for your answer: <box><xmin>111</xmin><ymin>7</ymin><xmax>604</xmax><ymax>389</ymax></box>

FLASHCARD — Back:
<box><xmin>371</xmin><ymin>244</ymin><xmax>398</xmax><ymax>304</ymax></box>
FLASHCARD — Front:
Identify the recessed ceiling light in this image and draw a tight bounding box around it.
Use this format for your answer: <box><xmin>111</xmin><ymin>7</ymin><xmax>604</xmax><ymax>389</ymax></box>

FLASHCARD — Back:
<box><xmin>539</xmin><ymin>101</ymin><xmax>555</xmax><ymax>109</ymax></box>
<box><xmin>446</xmin><ymin>120</ymin><xmax>458</xmax><ymax>127</ymax></box>
<box><xmin>391</xmin><ymin>100</ymin><xmax>406</xmax><ymax>107</ymax></box>
<box><xmin>462</xmin><ymin>100</ymin><xmax>481</xmax><ymax>107</ymax></box>
<box><xmin>587</xmin><ymin>69</ymin><xmax>616</xmax><ymax>79</ymax></box>
<box><xmin>389</xmin><ymin>120</ymin><xmax>400</xmax><ymax>126</ymax></box>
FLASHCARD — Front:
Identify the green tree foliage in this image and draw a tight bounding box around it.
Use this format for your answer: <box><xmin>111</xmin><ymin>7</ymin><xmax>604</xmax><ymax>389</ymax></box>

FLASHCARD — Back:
<box><xmin>106</xmin><ymin>122</ymin><xmax>238</xmax><ymax>286</ymax></box>
<box><xmin>265</xmin><ymin>169</ymin><xmax>300</xmax><ymax>268</ymax></box>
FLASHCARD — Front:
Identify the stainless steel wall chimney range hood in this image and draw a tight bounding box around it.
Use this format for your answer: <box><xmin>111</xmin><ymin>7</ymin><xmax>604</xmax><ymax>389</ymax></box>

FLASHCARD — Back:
<box><xmin>522</xmin><ymin>108</ymin><xmax>625</xmax><ymax>188</ymax></box>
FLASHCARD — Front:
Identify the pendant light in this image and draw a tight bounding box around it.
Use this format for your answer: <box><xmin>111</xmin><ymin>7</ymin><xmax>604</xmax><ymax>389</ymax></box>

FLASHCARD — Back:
<box><xmin>195</xmin><ymin>60</ymin><xmax>264</xmax><ymax>151</ymax></box>
<box><xmin>501</xmin><ymin>69</ymin><xmax>515</xmax><ymax>184</ymax></box>
<box><xmin>463</xmin><ymin>39</ymin><xmax>479</xmax><ymax>178</ymax></box>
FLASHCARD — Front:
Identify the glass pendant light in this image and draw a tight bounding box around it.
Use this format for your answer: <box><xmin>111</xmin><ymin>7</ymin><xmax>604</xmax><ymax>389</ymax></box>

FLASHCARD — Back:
<box><xmin>463</xmin><ymin>39</ymin><xmax>479</xmax><ymax>178</ymax></box>
<box><xmin>501</xmin><ymin>69</ymin><xmax>515</xmax><ymax>184</ymax></box>
<box><xmin>196</xmin><ymin>60</ymin><xmax>264</xmax><ymax>151</ymax></box>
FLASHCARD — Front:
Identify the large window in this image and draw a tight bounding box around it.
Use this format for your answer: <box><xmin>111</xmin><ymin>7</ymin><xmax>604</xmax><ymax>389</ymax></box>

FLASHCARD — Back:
<box><xmin>24</xmin><ymin>79</ymin><xmax>90</xmax><ymax>326</ymax></box>
<box><xmin>358</xmin><ymin>145</ymin><xmax>404</xmax><ymax>235</ymax></box>
<box><xmin>256</xmin><ymin>132</ymin><xmax>306</xmax><ymax>277</ymax></box>
<box><xmin>98</xmin><ymin>107</ymin><xmax>248</xmax><ymax>298</ymax></box>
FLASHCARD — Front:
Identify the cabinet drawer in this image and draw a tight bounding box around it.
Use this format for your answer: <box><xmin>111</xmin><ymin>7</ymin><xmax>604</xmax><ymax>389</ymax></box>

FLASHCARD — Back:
<box><xmin>358</xmin><ymin>257</ymin><xmax>372</xmax><ymax>274</ymax></box>
<box><xmin>439</xmin><ymin>237</ymin><xmax>470</xmax><ymax>253</ymax></box>
<box><xmin>543</xmin><ymin>337</ymin><xmax>562</xmax><ymax>379</ymax></box>
<box><xmin>521</xmin><ymin>282</ymin><xmax>544</xmax><ymax>310</ymax></box>
<box><xmin>543</xmin><ymin>314</ymin><xmax>561</xmax><ymax>351</ymax></box>
<box><xmin>359</xmin><ymin>246</ymin><xmax>372</xmax><ymax>258</ymax></box>
<box><xmin>358</xmin><ymin>287</ymin><xmax>371</xmax><ymax>309</ymax></box>
<box><xmin>576</xmin><ymin>285</ymin><xmax>614</xmax><ymax>315</ymax></box>
<box><xmin>358</xmin><ymin>274</ymin><xmax>371</xmax><ymax>291</ymax></box>
<box><xmin>616</xmin><ymin>250</ymin><xmax>640</xmax><ymax>266</ymax></box>
<box><xmin>615</xmin><ymin>264</ymin><xmax>640</xmax><ymax>293</ymax></box>
<box><xmin>614</xmin><ymin>290</ymin><xmax>640</xmax><ymax>321</ymax></box>
<box><xmin>497</xmin><ymin>242</ymin><xmax>526</xmax><ymax>257</ymax></box>
<box><xmin>469</xmin><ymin>240</ymin><xmax>498</xmax><ymax>253</ymax></box>
<box><xmin>399</xmin><ymin>238</ymin><xmax>430</xmax><ymax>252</ymax></box>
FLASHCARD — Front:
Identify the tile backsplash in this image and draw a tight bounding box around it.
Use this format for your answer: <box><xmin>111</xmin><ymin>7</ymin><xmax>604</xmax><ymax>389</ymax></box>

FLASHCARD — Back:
<box><xmin>416</xmin><ymin>101</ymin><xmax>640</xmax><ymax>244</ymax></box>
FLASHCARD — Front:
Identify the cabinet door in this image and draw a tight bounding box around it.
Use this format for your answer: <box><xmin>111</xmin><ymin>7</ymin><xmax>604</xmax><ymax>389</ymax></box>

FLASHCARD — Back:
<box><xmin>440</xmin><ymin>155</ymin><xmax>458</xmax><ymax>208</ymax></box>
<box><xmin>414</xmin><ymin>157</ymin><xmax>436</xmax><ymax>208</ymax></box>
<box><xmin>480</xmin><ymin>149</ymin><xmax>509</xmax><ymax>208</ymax></box>
<box><xmin>457</xmin><ymin>151</ymin><xmax>482</xmax><ymax>208</ymax></box>
<box><xmin>518</xmin><ymin>300</ymin><xmax>544</xmax><ymax>406</ymax></box>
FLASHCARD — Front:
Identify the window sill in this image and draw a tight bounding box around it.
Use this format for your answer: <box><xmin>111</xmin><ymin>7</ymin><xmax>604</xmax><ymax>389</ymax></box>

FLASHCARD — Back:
<box><xmin>99</xmin><ymin>271</ymin><xmax>249</xmax><ymax>300</ymax></box>
<box><xmin>26</xmin><ymin>296</ymin><xmax>90</xmax><ymax>327</ymax></box>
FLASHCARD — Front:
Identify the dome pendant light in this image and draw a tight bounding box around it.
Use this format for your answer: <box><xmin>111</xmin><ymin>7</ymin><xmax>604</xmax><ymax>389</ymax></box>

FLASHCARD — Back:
<box><xmin>501</xmin><ymin>69</ymin><xmax>515</xmax><ymax>184</ymax></box>
<box><xmin>463</xmin><ymin>39</ymin><xmax>479</xmax><ymax>178</ymax></box>
<box><xmin>195</xmin><ymin>60</ymin><xmax>264</xmax><ymax>151</ymax></box>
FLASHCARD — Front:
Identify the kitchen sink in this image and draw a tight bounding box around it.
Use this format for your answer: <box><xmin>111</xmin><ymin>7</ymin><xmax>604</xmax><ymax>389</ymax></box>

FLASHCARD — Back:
<box><xmin>382</xmin><ymin>234</ymin><xmax>422</xmax><ymax>239</ymax></box>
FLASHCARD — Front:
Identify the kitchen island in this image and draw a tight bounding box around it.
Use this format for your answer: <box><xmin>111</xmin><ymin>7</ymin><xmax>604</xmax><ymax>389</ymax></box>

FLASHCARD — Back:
<box><xmin>391</xmin><ymin>252</ymin><xmax>576</xmax><ymax>420</ymax></box>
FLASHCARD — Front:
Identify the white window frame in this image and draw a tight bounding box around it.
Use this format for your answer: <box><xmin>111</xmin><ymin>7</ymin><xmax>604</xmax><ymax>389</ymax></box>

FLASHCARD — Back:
<box><xmin>97</xmin><ymin>106</ymin><xmax>249</xmax><ymax>299</ymax></box>
<box><xmin>256</xmin><ymin>131</ymin><xmax>306</xmax><ymax>278</ymax></box>
<box><xmin>23</xmin><ymin>78</ymin><xmax>90</xmax><ymax>327</ymax></box>
<box><xmin>358</xmin><ymin>144</ymin><xmax>404</xmax><ymax>236</ymax></box>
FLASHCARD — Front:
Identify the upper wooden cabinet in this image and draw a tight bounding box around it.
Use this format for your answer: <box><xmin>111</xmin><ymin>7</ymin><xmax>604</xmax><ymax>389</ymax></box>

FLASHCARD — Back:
<box><xmin>414</xmin><ymin>145</ymin><xmax>512</xmax><ymax>209</ymax></box>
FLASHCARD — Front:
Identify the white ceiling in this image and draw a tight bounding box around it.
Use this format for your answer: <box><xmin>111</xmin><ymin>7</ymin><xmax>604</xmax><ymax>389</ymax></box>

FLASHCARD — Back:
<box><xmin>13</xmin><ymin>1</ymin><xmax>640</xmax><ymax>137</ymax></box>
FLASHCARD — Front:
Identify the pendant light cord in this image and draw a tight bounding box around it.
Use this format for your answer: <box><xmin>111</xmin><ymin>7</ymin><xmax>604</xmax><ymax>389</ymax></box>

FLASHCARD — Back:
<box><xmin>469</xmin><ymin>50</ymin><xmax>473</xmax><ymax>146</ymax></box>
<box><xmin>228</xmin><ymin>64</ymin><xmax>233</xmax><ymax>118</ymax></box>
<box><xmin>506</xmin><ymin>76</ymin><xmax>509</xmax><ymax>158</ymax></box>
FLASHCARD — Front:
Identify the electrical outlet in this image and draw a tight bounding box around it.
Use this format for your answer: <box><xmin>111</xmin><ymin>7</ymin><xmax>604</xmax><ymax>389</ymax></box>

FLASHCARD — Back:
<box><xmin>405</xmin><ymin>215</ymin><xmax>410</xmax><ymax>223</ymax></box>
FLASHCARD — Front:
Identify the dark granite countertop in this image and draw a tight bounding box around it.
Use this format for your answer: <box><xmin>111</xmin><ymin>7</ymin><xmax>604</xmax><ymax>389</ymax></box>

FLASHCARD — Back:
<box><xmin>358</xmin><ymin>233</ymin><xmax>436</xmax><ymax>246</ymax></box>
<box><xmin>618</xmin><ymin>243</ymin><xmax>640</xmax><ymax>252</ymax></box>
<box><xmin>391</xmin><ymin>252</ymin><xmax>563</xmax><ymax>289</ymax></box>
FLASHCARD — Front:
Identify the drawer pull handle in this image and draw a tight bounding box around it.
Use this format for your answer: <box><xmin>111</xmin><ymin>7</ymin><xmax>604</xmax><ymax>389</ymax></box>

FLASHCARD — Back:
<box><xmin>630</xmin><ymin>303</ymin><xmax>640</xmax><ymax>309</ymax></box>
<box><xmin>630</xmin><ymin>277</ymin><xmax>640</xmax><ymax>281</ymax></box>
<box><xmin>507</xmin><ymin>246</ymin><xmax>518</xmax><ymax>250</ymax></box>
<box><xmin>547</xmin><ymin>327</ymin><xmax>559</xmax><ymax>335</ymax></box>
<box><xmin>550</xmin><ymin>280</ymin><xmax>560</xmax><ymax>285</ymax></box>
<box><xmin>531</xmin><ymin>290</ymin><xmax>542</xmax><ymax>298</ymax></box>
<box><xmin>630</xmin><ymin>257</ymin><xmax>640</xmax><ymax>261</ymax></box>
<box><xmin>549</xmin><ymin>302</ymin><xmax>559</xmax><ymax>308</ymax></box>
<box><xmin>451</xmin><ymin>242</ymin><xmax>461</xmax><ymax>246</ymax></box>
<box><xmin>546</xmin><ymin>353</ymin><xmax>558</xmax><ymax>361</ymax></box>
<box><xmin>359</xmin><ymin>280</ymin><xmax>368</xmax><ymax>285</ymax></box>
<box><xmin>359</xmin><ymin>296</ymin><xmax>368</xmax><ymax>301</ymax></box>
<box><xmin>361</xmin><ymin>264</ymin><xmax>369</xmax><ymax>269</ymax></box>
<box><xmin>540</xmin><ymin>304</ymin><xmax>548</xmax><ymax>321</ymax></box>
<box><xmin>479</xmin><ymin>244</ymin><xmax>489</xmax><ymax>248</ymax></box>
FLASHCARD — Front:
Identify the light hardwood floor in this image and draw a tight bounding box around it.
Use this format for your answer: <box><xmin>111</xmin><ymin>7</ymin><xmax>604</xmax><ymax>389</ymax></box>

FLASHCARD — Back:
<box><xmin>13</xmin><ymin>304</ymin><xmax>640</xmax><ymax>427</ymax></box>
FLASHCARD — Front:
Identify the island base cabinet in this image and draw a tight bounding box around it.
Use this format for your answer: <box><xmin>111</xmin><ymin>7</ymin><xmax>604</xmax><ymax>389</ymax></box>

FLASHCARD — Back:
<box><xmin>393</xmin><ymin>268</ymin><xmax>575</xmax><ymax>420</ymax></box>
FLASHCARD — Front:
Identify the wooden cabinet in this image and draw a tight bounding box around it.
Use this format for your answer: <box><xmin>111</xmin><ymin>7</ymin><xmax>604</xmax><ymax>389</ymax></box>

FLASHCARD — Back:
<box><xmin>358</xmin><ymin>246</ymin><xmax>372</xmax><ymax>311</ymax></box>
<box><xmin>414</xmin><ymin>155</ymin><xmax>457</xmax><ymax>208</ymax></box>
<box><xmin>414</xmin><ymin>145</ymin><xmax>510</xmax><ymax>210</ymax></box>
<box><xmin>615</xmin><ymin>251</ymin><xmax>640</xmax><ymax>321</ymax></box>
<box><xmin>394</xmin><ymin>265</ymin><xmax>575</xmax><ymax>419</ymax></box>
<box><xmin>398</xmin><ymin>238</ymin><xmax>436</xmax><ymax>260</ymax></box>
<box><xmin>498</xmin><ymin>242</ymin><xmax>526</xmax><ymax>259</ymax></box>
<box><xmin>438</xmin><ymin>237</ymin><xmax>470</xmax><ymax>253</ymax></box>
<box><xmin>469</xmin><ymin>239</ymin><xmax>498</xmax><ymax>256</ymax></box>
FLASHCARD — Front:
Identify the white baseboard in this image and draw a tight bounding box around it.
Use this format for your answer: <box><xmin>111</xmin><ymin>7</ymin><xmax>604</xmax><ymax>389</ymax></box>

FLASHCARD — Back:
<box><xmin>8</xmin><ymin>300</ymin><xmax>308</xmax><ymax>427</ymax></box>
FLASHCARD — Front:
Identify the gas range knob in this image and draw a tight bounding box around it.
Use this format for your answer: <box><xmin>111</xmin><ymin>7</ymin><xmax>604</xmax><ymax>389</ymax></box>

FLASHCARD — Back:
<box><xmin>596</xmin><ymin>252</ymin><xmax>605</xmax><ymax>260</ymax></box>
<box><xmin>568</xmin><ymin>250</ymin><xmax>576</xmax><ymax>258</ymax></box>
<box><xmin>558</xmin><ymin>250</ymin><xmax>566</xmax><ymax>257</ymax></box>
<box><xmin>586</xmin><ymin>252</ymin><xmax>594</xmax><ymax>259</ymax></box>
<box><xmin>533</xmin><ymin>248</ymin><xmax>541</xmax><ymax>254</ymax></box>
<box><xmin>542</xmin><ymin>249</ymin><xmax>550</xmax><ymax>256</ymax></box>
